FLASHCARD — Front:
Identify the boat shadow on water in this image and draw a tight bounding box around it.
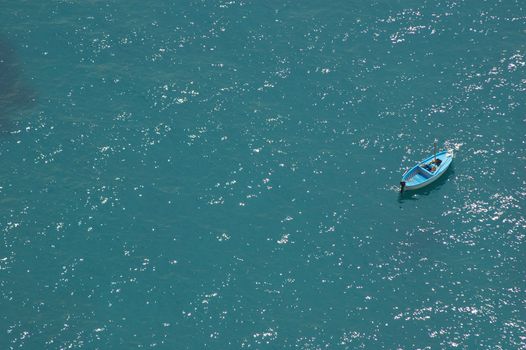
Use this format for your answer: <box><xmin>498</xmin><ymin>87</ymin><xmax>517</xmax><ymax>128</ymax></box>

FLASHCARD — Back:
<box><xmin>398</xmin><ymin>165</ymin><xmax>455</xmax><ymax>203</ymax></box>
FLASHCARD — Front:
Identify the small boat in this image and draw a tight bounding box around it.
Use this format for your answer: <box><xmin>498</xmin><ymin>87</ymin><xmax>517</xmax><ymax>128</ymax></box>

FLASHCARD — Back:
<box><xmin>400</xmin><ymin>144</ymin><xmax>453</xmax><ymax>192</ymax></box>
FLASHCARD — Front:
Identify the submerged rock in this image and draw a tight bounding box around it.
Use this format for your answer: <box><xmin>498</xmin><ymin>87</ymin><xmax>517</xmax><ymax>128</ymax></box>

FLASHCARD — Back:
<box><xmin>0</xmin><ymin>35</ymin><xmax>35</xmax><ymax>132</ymax></box>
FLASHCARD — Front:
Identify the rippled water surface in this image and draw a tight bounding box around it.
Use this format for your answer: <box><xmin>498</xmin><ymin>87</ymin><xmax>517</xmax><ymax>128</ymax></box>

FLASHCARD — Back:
<box><xmin>1</xmin><ymin>0</ymin><xmax>525</xmax><ymax>349</ymax></box>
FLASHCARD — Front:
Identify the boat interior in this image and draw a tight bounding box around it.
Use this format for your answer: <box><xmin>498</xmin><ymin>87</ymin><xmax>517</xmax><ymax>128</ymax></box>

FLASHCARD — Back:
<box><xmin>408</xmin><ymin>165</ymin><xmax>435</xmax><ymax>183</ymax></box>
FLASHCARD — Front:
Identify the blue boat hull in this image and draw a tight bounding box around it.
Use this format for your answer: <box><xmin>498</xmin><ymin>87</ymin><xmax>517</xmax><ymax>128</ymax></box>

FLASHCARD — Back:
<box><xmin>401</xmin><ymin>150</ymin><xmax>453</xmax><ymax>191</ymax></box>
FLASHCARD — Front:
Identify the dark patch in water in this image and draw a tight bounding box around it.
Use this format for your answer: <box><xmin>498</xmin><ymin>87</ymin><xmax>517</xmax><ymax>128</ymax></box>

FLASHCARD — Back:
<box><xmin>0</xmin><ymin>35</ymin><xmax>36</xmax><ymax>132</ymax></box>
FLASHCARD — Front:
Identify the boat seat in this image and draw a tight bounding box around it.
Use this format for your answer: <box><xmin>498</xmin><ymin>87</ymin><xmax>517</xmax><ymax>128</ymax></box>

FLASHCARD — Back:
<box><xmin>412</xmin><ymin>173</ymin><xmax>429</xmax><ymax>182</ymax></box>
<box><xmin>417</xmin><ymin>166</ymin><xmax>433</xmax><ymax>178</ymax></box>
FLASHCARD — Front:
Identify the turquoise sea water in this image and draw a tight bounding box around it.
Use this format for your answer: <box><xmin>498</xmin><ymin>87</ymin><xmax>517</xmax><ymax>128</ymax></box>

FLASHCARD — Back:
<box><xmin>1</xmin><ymin>0</ymin><xmax>525</xmax><ymax>348</ymax></box>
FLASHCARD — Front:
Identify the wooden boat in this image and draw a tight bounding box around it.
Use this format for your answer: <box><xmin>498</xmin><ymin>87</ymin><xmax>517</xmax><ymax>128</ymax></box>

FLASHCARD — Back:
<box><xmin>400</xmin><ymin>147</ymin><xmax>453</xmax><ymax>192</ymax></box>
